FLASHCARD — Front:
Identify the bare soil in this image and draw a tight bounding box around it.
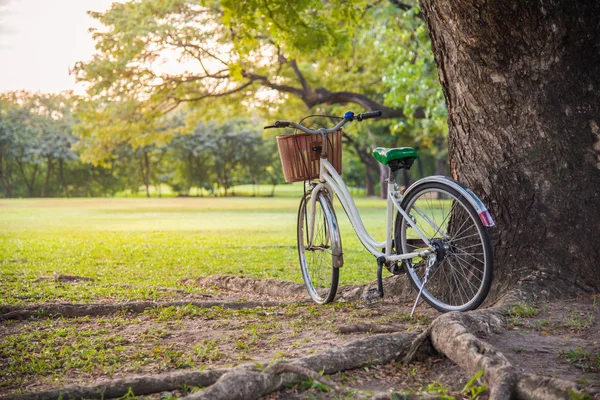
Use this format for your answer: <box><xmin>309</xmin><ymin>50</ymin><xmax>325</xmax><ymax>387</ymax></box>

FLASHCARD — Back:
<box><xmin>1</xmin><ymin>278</ymin><xmax>598</xmax><ymax>399</ymax></box>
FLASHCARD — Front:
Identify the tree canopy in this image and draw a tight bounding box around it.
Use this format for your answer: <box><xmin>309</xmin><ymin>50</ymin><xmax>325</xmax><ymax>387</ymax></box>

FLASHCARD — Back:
<box><xmin>73</xmin><ymin>0</ymin><xmax>446</xmax><ymax>164</ymax></box>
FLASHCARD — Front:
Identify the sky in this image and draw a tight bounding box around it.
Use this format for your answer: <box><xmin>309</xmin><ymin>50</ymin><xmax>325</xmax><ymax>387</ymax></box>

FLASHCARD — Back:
<box><xmin>0</xmin><ymin>0</ymin><xmax>118</xmax><ymax>94</ymax></box>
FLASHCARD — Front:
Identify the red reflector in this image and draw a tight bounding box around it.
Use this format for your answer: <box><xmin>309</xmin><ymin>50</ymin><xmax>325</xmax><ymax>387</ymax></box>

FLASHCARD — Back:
<box><xmin>479</xmin><ymin>210</ymin><xmax>495</xmax><ymax>227</ymax></box>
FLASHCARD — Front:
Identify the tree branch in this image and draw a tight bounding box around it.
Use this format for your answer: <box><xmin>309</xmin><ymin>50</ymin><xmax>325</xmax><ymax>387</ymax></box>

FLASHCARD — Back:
<box><xmin>177</xmin><ymin>81</ymin><xmax>255</xmax><ymax>103</ymax></box>
<box><xmin>288</xmin><ymin>59</ymin><xmax>313</xmax><ymax>96</ymax></box>
<box><xmin>242</xmin><ymin>71</ymin><xmax>305</xmax><ymax>97</ymax></box>
<box><xmin>310</xmin><ymin>89</ymin><xmax>425</xmax><ymax>119</ymax></box>
<box><xmin>388</xmin><ymin>0</ymin><xmax>424</xmax><ymax>19</ymax></box>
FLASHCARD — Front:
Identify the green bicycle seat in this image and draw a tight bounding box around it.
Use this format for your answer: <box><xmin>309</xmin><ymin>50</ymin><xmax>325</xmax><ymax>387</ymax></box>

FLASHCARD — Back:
<box><xmin>372</xmin><ymin>147</ymin><xmax>418</xmax><ymax>166</ymax></box>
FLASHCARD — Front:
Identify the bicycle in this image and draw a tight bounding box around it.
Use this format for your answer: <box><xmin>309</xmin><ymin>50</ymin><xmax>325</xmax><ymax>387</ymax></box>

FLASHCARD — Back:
<box><xmin>265</xmin><ymin>111</ymin><xmax>494</xmax><ymax>315</ymax></box>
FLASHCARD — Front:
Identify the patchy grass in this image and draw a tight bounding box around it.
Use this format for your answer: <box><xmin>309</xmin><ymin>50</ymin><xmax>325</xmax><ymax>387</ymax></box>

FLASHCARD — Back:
<box><xmin>508</xmin><ymin>303</ymin><xmax>537</xmax><ymax>318</ymax></box>
<box><xmin>564</xmin><ymin>311</ymin><xmax>595</xmax><ymax>332</ymax></box>
<box><xmin>0</xmin><ymin>301</ymin><xmax>439</xmax><ymax>394</ymax></box>
<box><xmin>563</xmin><ymin>347</ymin><xmax>600</xmax><ymax>373</ymax></box>
<box><xmin>0</xmin><ymin>197</ymin><xmax>389</xmax><ymax>305</ymax></box>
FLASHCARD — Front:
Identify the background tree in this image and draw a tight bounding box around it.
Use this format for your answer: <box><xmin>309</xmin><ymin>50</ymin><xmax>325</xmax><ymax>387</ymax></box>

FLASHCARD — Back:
<box><xmin>73</xmin><ymin>0</ymin><xmax>446</xmax><ymax>195</ymax></box>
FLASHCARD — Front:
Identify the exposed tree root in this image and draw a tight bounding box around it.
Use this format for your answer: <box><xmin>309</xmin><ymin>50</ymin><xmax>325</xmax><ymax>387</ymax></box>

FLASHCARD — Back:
<box><xmin>260</xmin><ymin>362</ymin><xmax>444</xmax><ymax>400</ymax></box>
<box><xmin>187</xmin><ymin>274</ymin><xmax>416</xmax><ymax>302</ymax></box>
<box><xmin>2</xmin><ymin>368</ymin><xmax>226</xmax><ymax>400</ymax></box>
<box><xmin>183</xmin><ymin>330</ymin><xmax>434</xmax><ymax>400</ymax></box>
<box><xmin>337</xmin><ymin>324</ymin><xmax>404</xmax><ymax>334</ymax></box>
<box><xmin>264</xmin><ymin>362</ymin><xmax>352</xmax><ymax>395</ymax></box>
<box><xmin>186</xmin><ymin>306</ymin><xmax>589</xmax><ymax>399</ymax></box>
<box><xmin>186</xmin><ymin>275</ymin><xmax>307</xmax><ymax>298</ymax></box>
<box><xmin>111</xmin><ymin>283</ymin><xmax>205</xmax><ymax>295</ymax></box>
<box><xmin>35</xmin><ymin>274</ymin><xmax>95</xmax><ymax>283</ymax></box>
<box><xmin>0</xmin><ymin>300</ymin><xmax>282</xmax><ymax>321</ymax></box>
<box><xmin>6</xmin><ymin>290</ymin><xmax>593</xmax><ymax>399</ymax></box>
<box><xmin>416</xmin><ymin>308</ymin><xmax>588</xmax><ymax>399</ymax></box>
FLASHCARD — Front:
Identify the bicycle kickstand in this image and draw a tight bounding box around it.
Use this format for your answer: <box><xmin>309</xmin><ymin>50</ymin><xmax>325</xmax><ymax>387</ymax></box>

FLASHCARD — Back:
<box><xmin>362</xmin><ymin>256</ymin><xmax>386</xmax><ymax>306</ymax></box>
<box><xmin>410</xmin><ymin>255</ymin><xmax>436</xmax><ymax>318</ymax></box>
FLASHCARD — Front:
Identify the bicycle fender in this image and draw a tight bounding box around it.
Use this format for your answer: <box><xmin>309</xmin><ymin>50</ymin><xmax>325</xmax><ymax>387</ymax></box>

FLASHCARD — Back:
<box><xmin>403</xmin><ymin>176</ymin><xmax>495</xmax><ymax>227</ymax></box>
<box><xmin>311</xmin><ymin>186</ymin><xmax>344</xmax><ymax>268</ymax></box>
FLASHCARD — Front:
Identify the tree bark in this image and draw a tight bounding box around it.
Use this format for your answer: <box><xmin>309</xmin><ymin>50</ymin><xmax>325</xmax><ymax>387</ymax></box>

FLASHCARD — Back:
<box><xmin>419</xmin><ymin>0</ymin><xmax>600</xmax><ymax>297</ymax></box>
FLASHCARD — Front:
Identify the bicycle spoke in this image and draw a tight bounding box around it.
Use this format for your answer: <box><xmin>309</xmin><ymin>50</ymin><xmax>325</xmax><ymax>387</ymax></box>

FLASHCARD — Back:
<box><xmin>399</xmin><ymin>185</ymin><xmax>491</xmax><ymax>312</ymax></box>
<box><xmin>448</xmin><ymin>257</ymin><xmax>480</xmax><ymax>294</ymax></box>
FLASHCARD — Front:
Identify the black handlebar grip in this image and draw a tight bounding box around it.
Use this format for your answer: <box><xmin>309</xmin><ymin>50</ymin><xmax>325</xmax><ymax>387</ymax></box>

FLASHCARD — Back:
<box><xmin>264</xmin><ymin>121</ymin><xmax>291</xmax><ymax>129</ymax></box>
<box><xmin>356</xmin><ymin>111</ymin><xmax>383</xmax><ymax>121</ymax></box>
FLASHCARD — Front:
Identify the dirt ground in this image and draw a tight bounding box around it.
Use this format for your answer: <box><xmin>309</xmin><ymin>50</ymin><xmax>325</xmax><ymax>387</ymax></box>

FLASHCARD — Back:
<box><xmin>1</xmin><ymin>279</ymin><xmax>599</xmax><ymax>399</ymax></box>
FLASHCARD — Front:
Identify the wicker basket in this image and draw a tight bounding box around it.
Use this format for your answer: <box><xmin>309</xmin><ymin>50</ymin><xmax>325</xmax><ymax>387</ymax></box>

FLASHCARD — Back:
<box><xmin>276</xmin><ymin>130</ymin><xmax>342</xmax><ymax>183</ymax></box>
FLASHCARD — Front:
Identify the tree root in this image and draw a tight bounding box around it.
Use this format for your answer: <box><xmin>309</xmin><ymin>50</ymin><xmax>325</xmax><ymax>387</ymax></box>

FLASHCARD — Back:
<box><xmin>337</xmin><ymin>324</ymin><xmax>404</xmax><ymax>334</ymax></box>
<box><xmin>183</xmin><ymin>330</ymin><xmax>434</xmax><ymax>400</ymax></box>
<box><xmin>187</xmin><ymin>274</ymin><xmax>416</xmax><ymax>302</ymax></box>
<box><xmin>0</xmin><ymin>300</ymin><xmax>283</xmax><ymax>321</ymax></box>
<box><xmin>2</xmin><ymin>368</ymin><xmax>226</xmax><ymax>400</ymax></box>
<box><xmin>35</xmin><ymin>274</ymin><xmax>95</xmax><ymax>283</ymax></box>
<box><xmin>425</xmin><ymin>309</ymin><xmax>587</xmax><ymax>399</ymax></box>
<box><xmin>186</xmin><ymin>275</ymin><xmax>307</xmax><ymax>298</ymax></box>
<box><xmin>264</xmin><ymin>362</ymin><xmax>352</xmax><ymax>395</ymax></box>
<box><xmin>7</xmin><ymin>301</ymin><xmax>593</xmax><ymax>400</ymax></box>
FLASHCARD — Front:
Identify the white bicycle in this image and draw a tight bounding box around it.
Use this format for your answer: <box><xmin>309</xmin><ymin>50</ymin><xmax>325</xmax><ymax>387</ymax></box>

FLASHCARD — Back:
<box><xmin>266</xmin><ymin>111</ymin><xmax>495</xmax><ymax>314</ymax></box>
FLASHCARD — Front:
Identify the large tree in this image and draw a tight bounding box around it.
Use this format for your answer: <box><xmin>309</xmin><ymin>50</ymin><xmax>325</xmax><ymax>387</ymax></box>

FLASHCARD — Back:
<box><xmin>419</xmin><ymin>0</ymin><xmax>600</xmax><ymax>297</ymax></box>
<box><xmin>73</xmin><ymin>0</ymin><xmax>446</xmax><ymax>196</ymax></box>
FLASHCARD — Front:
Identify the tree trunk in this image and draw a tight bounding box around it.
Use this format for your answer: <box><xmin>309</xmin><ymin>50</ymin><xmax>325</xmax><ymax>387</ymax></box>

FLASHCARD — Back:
<box><xmin>16</xmin><ymin>158</ymin><xmax>38</xmax><ymax>197</ymax></box>
<box><xmin>0</xmin><ymin>153</ymin><xmax>12</xmax><ymax>198</ymax></box>
<box><xmin>41</xmin><ymin>158</ymin><xmax>53</xmax><ymax>198</ymax></box>
<box><xmin>58</xmin><ymin>159</ymin><xmax>69</xmax><ymax>198</ymax></box>
<box><xmin>416</xmin><ymin>155</ymin><xmax>425</xmax><ymax>179</ymax></box>
<box><xmin>84</xmin><ymin>166</ymin><xmax>94</xmax><ymax>197</ymax></box>
<box><xmin>341</xmin><ymin>132</ymin><xmax>379</xmax><ymax>197</ymax></box>
<box><xmin>419</xmin><ymin>0</ymin><xmax>600</xmax><ymax>297</ymax></box>
<box><xmin>401</xmin><ymin>168</ymin><xmax>411</xmax><ymax>189</ymax></box>
<box><xmin>140</xmin><ymin>150</ymin><xmax>150</xmax><ymax>198</ymax></box>
<box><xmin>364</xmin><ymin>161</ymin><xmax>376</xmax><ymax>196</ymax></box>
<box><xmin>434</xmin><ymin>137</ymin><xmax>446</xmax><ymax>176</ymax></box>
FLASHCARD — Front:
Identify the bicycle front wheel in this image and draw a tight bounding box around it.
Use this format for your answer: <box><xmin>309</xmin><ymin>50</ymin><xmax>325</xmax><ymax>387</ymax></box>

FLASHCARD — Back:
<box><xmin>297</xmin><ymin>190</ymin><xmax>341</xmax><ymax>304</ymax></box>
<box><xmin>395</xmin><ymin>182</ymin><xmax>493</xmax><ymax>312</ymax></box>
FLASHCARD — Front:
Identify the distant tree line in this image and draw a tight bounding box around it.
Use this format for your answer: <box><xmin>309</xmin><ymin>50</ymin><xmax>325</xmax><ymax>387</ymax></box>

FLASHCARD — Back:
<box><xmin>0</xmin><ymin>91</ymin><xmax>444</xmax><ymax>198</ymax></box>
<box><xmin>0</xmin><ymin>92</ymin><xmax>286</xmax><ymax>198</ymax></box>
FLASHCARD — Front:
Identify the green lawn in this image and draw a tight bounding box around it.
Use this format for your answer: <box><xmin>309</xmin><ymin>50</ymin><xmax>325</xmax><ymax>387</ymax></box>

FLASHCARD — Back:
<box><xmin>0</xmin><ymin>196</ymin><xmax>388</xmax><ymax>306</ymax></box>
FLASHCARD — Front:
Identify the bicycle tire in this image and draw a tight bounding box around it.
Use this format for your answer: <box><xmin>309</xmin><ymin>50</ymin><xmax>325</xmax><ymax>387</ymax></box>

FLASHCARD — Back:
<box><xmin>395</xmin><ymin>181</ymin><xmax>493</xmax><ymax>312</ymax></box>
<box><xmin>297</xmin><ymin>190</ymin><xmax>341</xmax><ymax>304</ymax></box>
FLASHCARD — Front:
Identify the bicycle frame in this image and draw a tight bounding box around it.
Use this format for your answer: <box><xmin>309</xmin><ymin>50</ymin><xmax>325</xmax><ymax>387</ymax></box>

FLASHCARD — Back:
<box><xmin>308</xmin><ymin>155</ymin><xmax>434</xmax><ymax>265</ymax></box>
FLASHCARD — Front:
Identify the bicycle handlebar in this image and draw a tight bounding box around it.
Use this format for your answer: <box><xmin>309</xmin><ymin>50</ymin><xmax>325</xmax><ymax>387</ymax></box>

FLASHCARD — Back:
<box><xmin>264</xmin><ymin>110</ymin><xmax>382</xmax><ymax>133</ymax></box>
<box><xmin>356</xmin><ymin>111</ymin><xmax>382</xmax><ymax>121</ymax></box>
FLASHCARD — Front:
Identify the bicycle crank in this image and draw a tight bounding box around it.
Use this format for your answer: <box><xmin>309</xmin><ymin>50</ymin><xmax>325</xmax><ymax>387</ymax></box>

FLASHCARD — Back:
<box><xmin>410</xmin><ymin>254</ymin><xmax>437</xmax><ymax>317</ymax></box>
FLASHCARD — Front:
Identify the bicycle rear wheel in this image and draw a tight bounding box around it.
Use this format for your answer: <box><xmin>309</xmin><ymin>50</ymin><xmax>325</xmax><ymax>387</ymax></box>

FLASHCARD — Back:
<box><xmin>297</xmin><ymin>190</ymin><xmax>341</xmax><ymax>304</ymax></box>
<box><xmin>395</xmin><ymin>182</ymin><xmax>493</xmax><ymax>312</ymax></box>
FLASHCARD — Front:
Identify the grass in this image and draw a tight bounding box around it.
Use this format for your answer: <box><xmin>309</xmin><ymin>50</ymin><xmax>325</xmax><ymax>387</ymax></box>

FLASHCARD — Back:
<box><xmin>563</xmin><ymin>347</ymin><xmax>600</xmax><ymax>372</ymax></box>
<box><xmin>0</xmin><ymin>196</ymin><xmax>389</xmax><ymax>305</ymax></box>
<box><xmin>114</xmin><ymin>182</ymin><xmax>367</xmax><ymax>198</ymax></box>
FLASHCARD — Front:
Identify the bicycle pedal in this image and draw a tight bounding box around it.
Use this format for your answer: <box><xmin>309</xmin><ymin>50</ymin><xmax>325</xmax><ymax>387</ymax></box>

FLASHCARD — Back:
<box><xmin>362</xmin><ymin>288</ymin><xmax>383</xmax><ymax>306</ymax></box>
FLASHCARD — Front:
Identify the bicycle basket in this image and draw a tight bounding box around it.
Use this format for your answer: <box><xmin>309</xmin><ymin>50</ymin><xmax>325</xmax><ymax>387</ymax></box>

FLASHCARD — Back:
<box><xmin>276</xmin><ymin>130</ymin><xmax>342</xmax><ymax>183</ymax></box>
